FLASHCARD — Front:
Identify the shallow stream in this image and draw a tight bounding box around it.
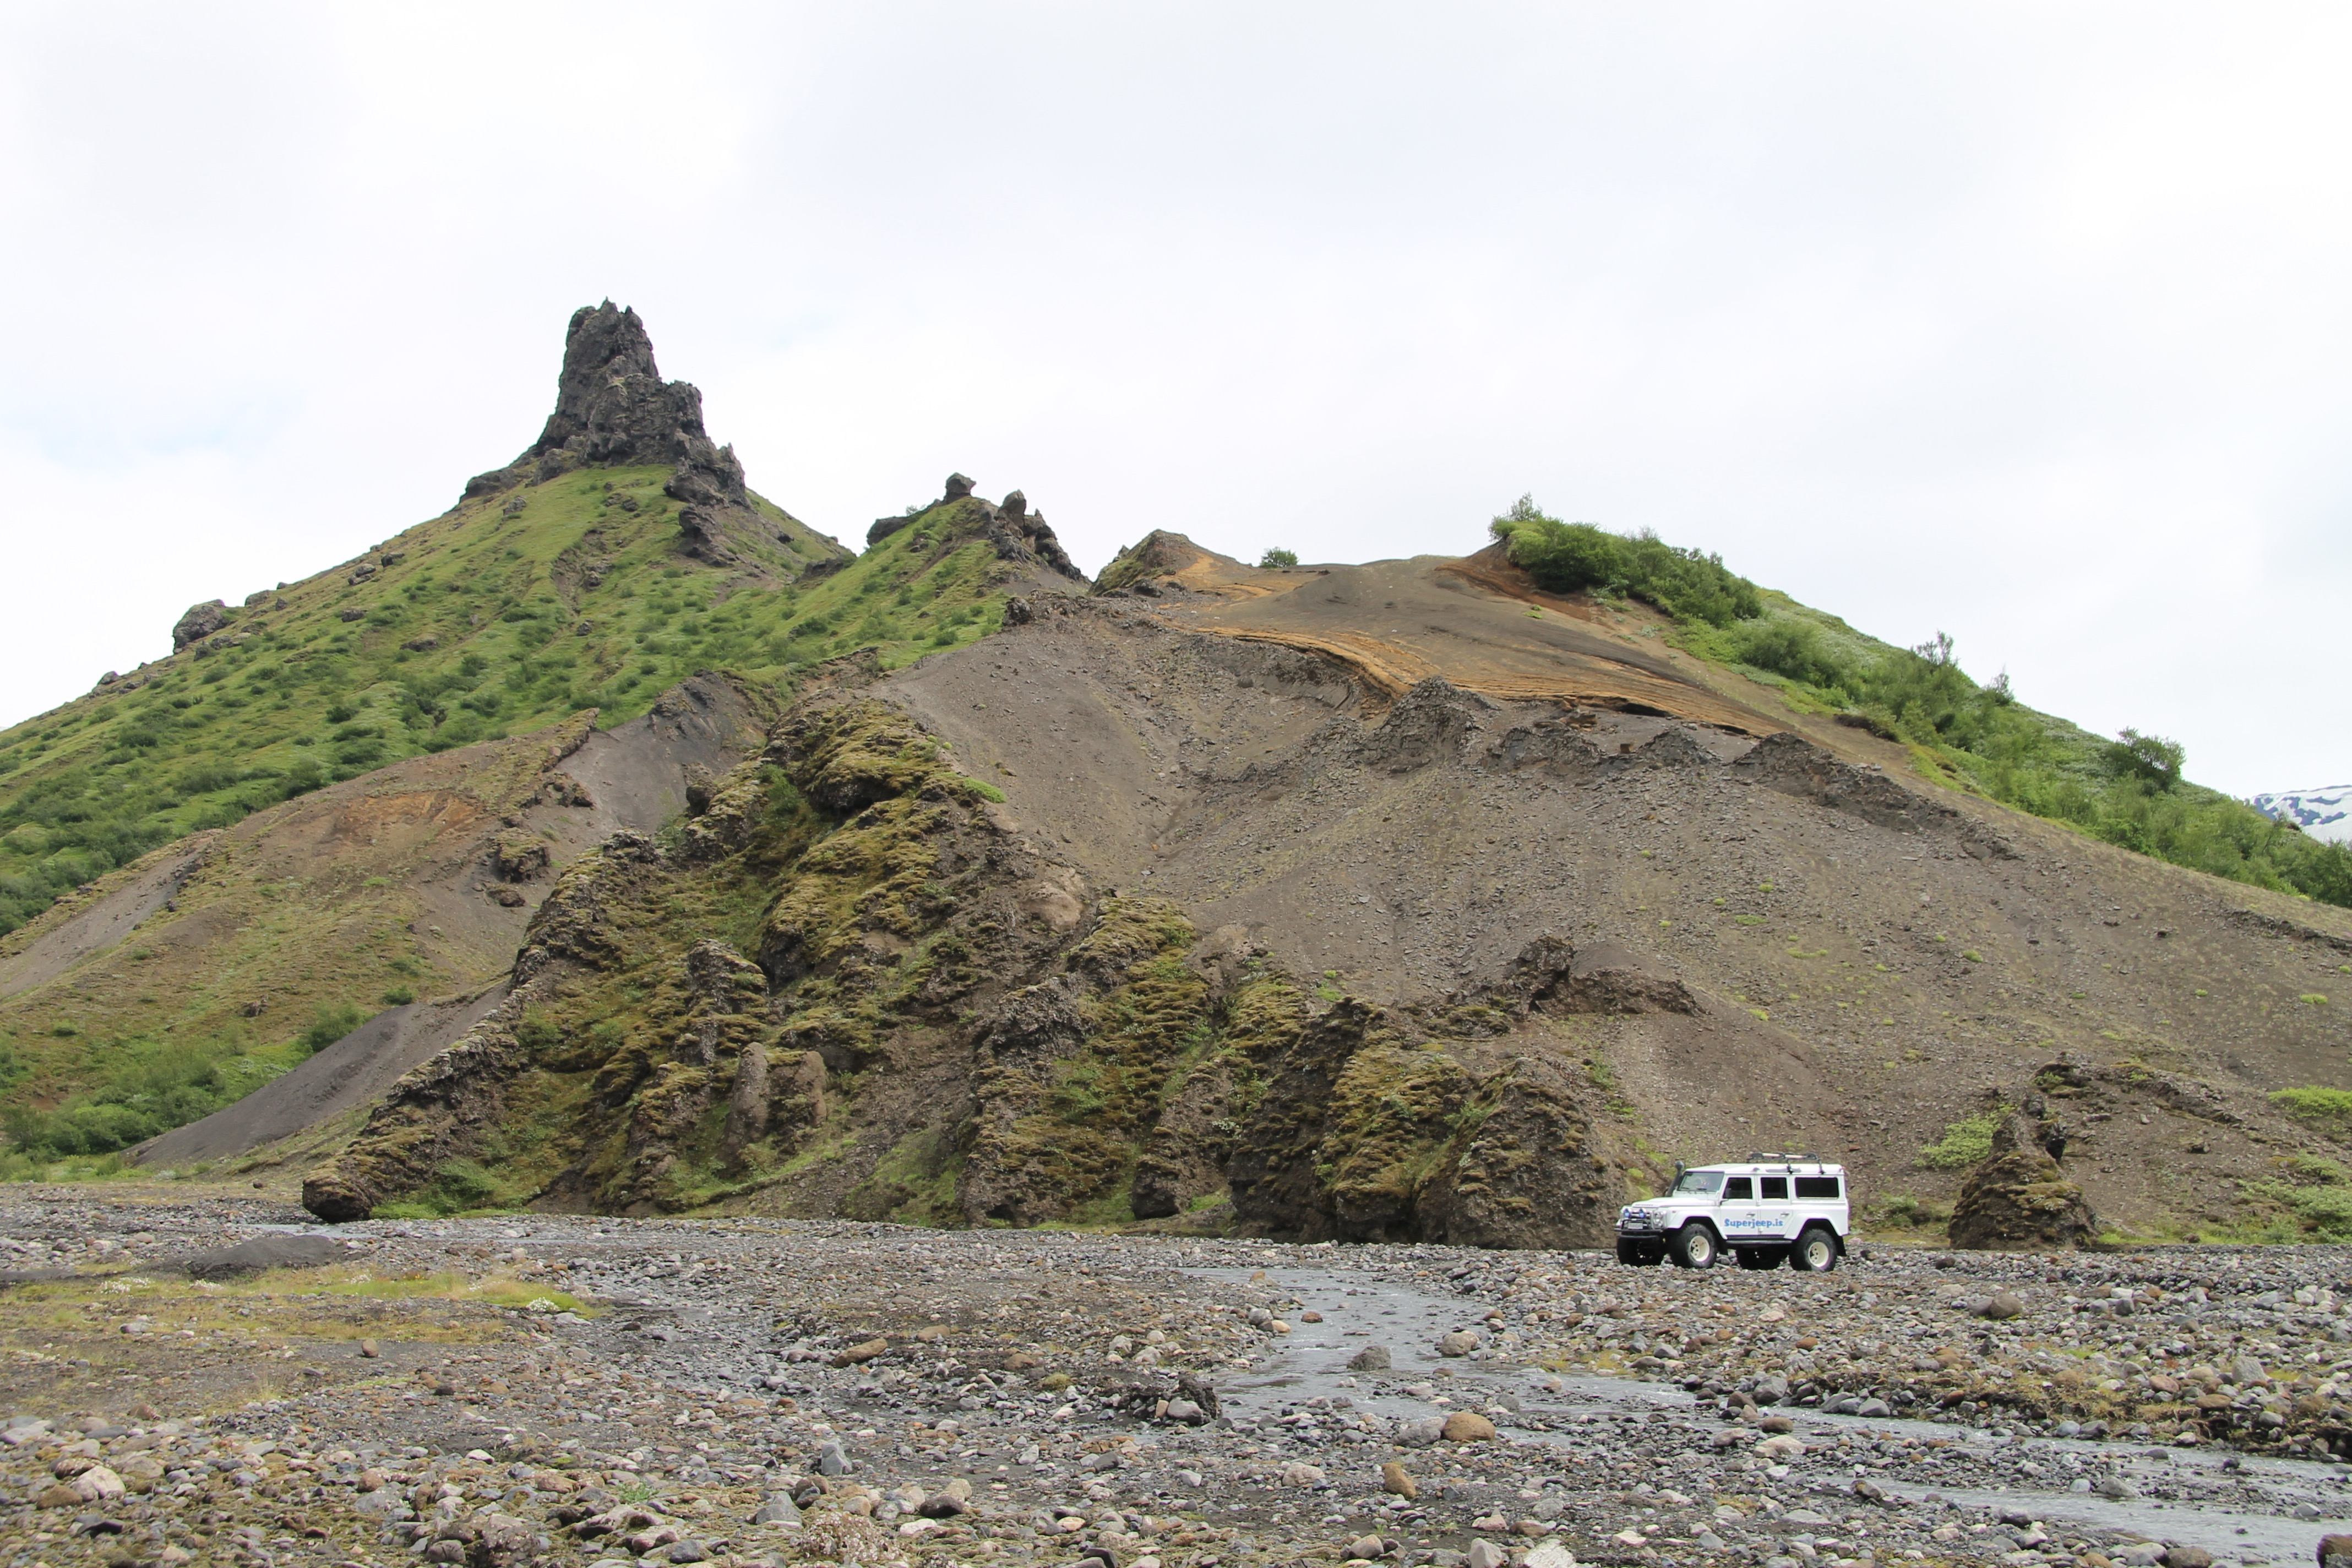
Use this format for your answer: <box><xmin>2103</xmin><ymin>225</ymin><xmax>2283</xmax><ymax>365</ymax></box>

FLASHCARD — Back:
<box><xmin>1194</xmin><ymin>1262</ymin><xmax>2352</xmax><ymax>1566</ymax></box>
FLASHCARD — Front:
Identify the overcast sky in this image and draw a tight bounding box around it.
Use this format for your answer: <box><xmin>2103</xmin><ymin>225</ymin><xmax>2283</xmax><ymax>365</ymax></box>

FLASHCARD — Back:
<box><xmin>2</xmin><ymin>3</ymin><xmax>2345</xmax><ymax>796</ymax></box>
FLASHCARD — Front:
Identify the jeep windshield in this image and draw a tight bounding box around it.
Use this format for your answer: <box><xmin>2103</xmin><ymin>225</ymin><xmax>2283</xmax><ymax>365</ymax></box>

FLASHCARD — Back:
<box><xmin>1670</xmin><ymin>1170</ymin><xmax>1725</xmax><ymax>1196</ymax></box>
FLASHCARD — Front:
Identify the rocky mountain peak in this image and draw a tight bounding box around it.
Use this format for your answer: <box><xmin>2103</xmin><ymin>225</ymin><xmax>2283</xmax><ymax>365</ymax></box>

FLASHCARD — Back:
<box><xmin>527</xmin><ymin>300</ymin><xmax>700</xmax><ymax>467</ymax></box>
<box><xmin>460</xmin><ymin>301</ymin><xmax>793</xmax><ymax>570</ymax></box>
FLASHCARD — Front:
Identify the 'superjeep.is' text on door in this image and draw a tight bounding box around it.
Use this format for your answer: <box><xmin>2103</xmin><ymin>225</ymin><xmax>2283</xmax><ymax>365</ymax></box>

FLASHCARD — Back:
<box><xmin>1615</xmin><ymin>1156</ymin><xmax>1849</xmax><ymax>1272</ymax></box>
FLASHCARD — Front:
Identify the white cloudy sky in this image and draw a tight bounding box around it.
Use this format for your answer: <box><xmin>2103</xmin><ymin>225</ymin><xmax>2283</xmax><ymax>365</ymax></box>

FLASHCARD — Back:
<box><xmin>1</xmin><ymin>3</ymin><xmax>2346</xmax><ymax>797</ymax></box>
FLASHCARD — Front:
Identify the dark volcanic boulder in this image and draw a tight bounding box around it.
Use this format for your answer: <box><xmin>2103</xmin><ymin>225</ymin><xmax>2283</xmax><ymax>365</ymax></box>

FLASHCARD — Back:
<box><xmin>1949</xmin><ymin>1112</ymin><xmax>2100</xmax><ymax>1250</ymax></box>
<box><xmin>1362</xmin><ymin>679</ymin><xmax>1490</xmax><ymax>774</ymax></box>
<box><xmin>181</xmin><ymin>1233</ymin><xmax>347</xmax><ymax>1278</ymax></box>
<box><xmin>1480</xmin><ymin>935</ymin><xmax>1697</xmax><ymax>1019</ymax></box>
<box><xmin>1734</xmin><ymin>731</ymin><xmax>1945</xmax><ymax>831</ymax></box>
<box><xmin>172</xmin><ymin>600</ymin><xmax>229</xmax><ymax>651</ymax></box>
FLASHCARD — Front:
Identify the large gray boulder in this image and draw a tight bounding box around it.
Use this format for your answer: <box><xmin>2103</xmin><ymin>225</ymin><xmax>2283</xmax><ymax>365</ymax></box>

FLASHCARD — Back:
<box><xmin>172</xmin><ymin>601</ymin><xmax>229</xmax><ymax>651</ymax></box>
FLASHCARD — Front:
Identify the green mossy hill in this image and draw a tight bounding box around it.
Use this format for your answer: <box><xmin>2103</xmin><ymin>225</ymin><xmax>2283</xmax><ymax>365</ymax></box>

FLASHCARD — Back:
<box><xmin>0</xmin><ymin>470</ymin><xmax>1055</xmax><ymax>942</ymax></box>
<box><xmin>1493</xmin><ymin>495</ymin><xmax>2352</xmax><ymax>911</ymax></box>
<box><xmin>0</xmin><ymin>486</ymin><xmax>1040</xmax><ymax>1170</ymax></box>
<box><xmin>304</xmin><ymin>698</ymin><xmax>1051</xmax><ymax>1220</ymax></box>
<box><xmin>303</xmin><ymin>695</ymin><xmax>1638</xmax><ymax>1242</ymax></box>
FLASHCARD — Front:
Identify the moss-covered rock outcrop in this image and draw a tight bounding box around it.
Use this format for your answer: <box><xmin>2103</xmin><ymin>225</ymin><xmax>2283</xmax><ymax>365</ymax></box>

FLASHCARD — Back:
<box><xmin>1949</xmin><ymin>1110</ymin><xmax>2100</xmax><ymax>1250</ymax></box>
<box><xmin>303</xmin><ymin>685</ymin><xmax>1631</xmax><ymax>1241</ymax></box>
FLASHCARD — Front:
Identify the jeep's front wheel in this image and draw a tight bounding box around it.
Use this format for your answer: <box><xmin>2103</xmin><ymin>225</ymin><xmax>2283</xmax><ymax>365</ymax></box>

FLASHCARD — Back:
<box><xmin>1790</xmin><ymin>1226</ymin><xmax>1841</xmax><ymax>1273</ymax></box>
<box><xmin>1669</xmin><ymin>1223</ymin><xmax>1718</xmax><ymax>1270</ymax></box>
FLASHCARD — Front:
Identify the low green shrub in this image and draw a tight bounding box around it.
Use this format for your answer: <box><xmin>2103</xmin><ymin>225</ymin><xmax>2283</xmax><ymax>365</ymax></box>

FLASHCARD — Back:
<box><xmin>2246</xmin><ymin>1156</ymin><xmax>2352</xmax><ymax>1240</ymax></box>
<box><xmin>298</xmin><ymin>1003</ymin><xmax>366</xmax><ymax>1056</ymax></box>
<box><xmin>1918</xmin><ymin>1110</ymin><xmax>2003</xmax><ymax>1170</ymax></box>
<box><xmin>1876</xmin><ymin>1193</ymin><xmax>1952</xmax><ymax>1228</ymax></box>
<box><xmin>0</xmin><ymin>1036</ymin><xmax>276</xmax><ymax>1159</ymax></box>
<box><xmin>1488</xmin><ymin>496</ymin><xmax>1762</xmax><ymax>628</ymax></box>
<box><xmin>2271</xmin><ymin>1086</ymin><xmax>2352</xmax><ymax>1129</ymax></box>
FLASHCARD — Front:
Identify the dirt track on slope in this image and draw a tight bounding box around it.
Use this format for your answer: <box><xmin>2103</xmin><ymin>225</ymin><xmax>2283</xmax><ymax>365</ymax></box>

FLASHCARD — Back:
<box><xmin>0</xmin><ymin>840</ymin><xmax>214</xmax><ymax>1002</ymax></box>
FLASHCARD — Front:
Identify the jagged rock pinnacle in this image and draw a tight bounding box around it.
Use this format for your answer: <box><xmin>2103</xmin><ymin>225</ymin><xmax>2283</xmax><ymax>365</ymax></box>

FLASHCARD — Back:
<box><xmin>527</xmin><ymin>300</ymin><xmax>707</xmax><ymax>470</ymax></box>
<box><xmin>460</xmin><ymin>301</ymin><xmax>780</xmax><ymax>568</ymax></box>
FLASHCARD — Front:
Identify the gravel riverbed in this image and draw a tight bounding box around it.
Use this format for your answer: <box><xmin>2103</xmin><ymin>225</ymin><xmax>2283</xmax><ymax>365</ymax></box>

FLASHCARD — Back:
<box><xmin>1</xmin><ymin>1192</ymin><xmax>2349</xmax><ymax>1568</ymax></box>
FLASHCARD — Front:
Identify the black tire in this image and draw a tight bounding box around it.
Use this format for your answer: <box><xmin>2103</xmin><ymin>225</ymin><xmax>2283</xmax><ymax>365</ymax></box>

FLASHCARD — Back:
<box><xmin>1669</xmin><ymin>1223</ymin><xmax>1719</xmax><ymax>1270</ymax></box>
<box><xmin>1790</xmin><ymin>1226</ymin><xmax>1841</xmax><ymax>1273</ymax></box>
<box><xmin>1735</xmin><ymin>1245</ymin><xmax>1788</xmax><ymax>1270</ymax></box>
<box><xmin>1616</xmin><ymin>1238</ymin><xmax>1664</xmax><ymax>1267</ymax></box>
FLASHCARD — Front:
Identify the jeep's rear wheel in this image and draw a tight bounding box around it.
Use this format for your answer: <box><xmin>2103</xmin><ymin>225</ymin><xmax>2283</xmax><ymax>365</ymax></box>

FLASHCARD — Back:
<box><xmin>1735</xmin><ymin>1245</ymin><xmax>1788</xmax><ymax>1270</ymax></box>
<box><xmin>1790</xmin><ymin>1226</ymin><xmax>1841</xmax><ymax>1273</ymax></box>
<box><xmin>1616</xmin><ymin>1238</ymin><xmax>1664</xmax><ymax>1267</ymax></box>
<box><xmin>1669</xmin><ymin>1223</ymin><xmax>1718</xmax><ymax>1270</ymax></box>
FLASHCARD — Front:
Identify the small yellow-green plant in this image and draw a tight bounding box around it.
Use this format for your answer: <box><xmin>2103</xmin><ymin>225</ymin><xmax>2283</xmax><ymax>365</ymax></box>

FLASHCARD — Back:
<box><xmin>1918</xmin><ymin>1109</ymin><xmax>2004</xmax><ymax>1170</ymax></box>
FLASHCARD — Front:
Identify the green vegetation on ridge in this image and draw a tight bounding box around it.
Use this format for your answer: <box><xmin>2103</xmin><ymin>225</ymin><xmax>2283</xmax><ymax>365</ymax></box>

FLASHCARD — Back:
<box><xmin>0</xmin><ymin>479</ymin><xmax>1029</xmax><ymax>1164</ymax></box>
<box><xmin>1490</xmin><ymin>495</ymin><xmax>1762</xmax><ymax>628</ymax></box>
<box><xmin>1496</xmin><ymin>497</ymin><xmax>2352</xmax><ymax>911</ymax></box>
<box><xmin>0</xmin><ymin>472</ymin><xmax>1020</xmax><ymax>940</ymax></box>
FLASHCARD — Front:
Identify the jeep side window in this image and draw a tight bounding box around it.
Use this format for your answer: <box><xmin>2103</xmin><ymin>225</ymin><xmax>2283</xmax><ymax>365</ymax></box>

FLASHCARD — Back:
<box><xmin>1794</xmin><ymin>1175</ymin><xmax>1841</xmax><ymax>1200</ymax></box>
<box><xmin>1760</xmin><ymin>1177</ymin><xmax>1789</xmax><ymax>1201</ymax></box>
<box><xmin>1723</xmin><ymin>1177</ymin><xmax>1754</xmax><ymax>1200</ymax></box>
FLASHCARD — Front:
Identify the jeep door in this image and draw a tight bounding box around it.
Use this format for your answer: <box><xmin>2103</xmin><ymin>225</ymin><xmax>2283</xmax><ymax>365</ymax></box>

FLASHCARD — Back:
<box><xmin>1753</xmin><ymin>1174</ymin><xmax>1796</xmax><ymax>1240</ymax></box>
<box><xmin>1717</xmin><ymin>1175</ymin><xmax>1767</xmax><ymax>1242</ymax></box>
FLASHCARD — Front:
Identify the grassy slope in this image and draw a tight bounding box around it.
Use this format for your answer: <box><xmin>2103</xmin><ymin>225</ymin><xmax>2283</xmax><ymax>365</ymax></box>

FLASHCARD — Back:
<box><xmin>1670</xmin><ymin>589</ymin><xmax>2352</xmax><ymax>908</ymax></box>
<box><xmin>1467</xmin><ymin>509</ymin><xmax>2348</xmax><ymax>912</ymax></box>
<box><xmin>0</xmin><ymin>481</ymin><xmax>1030</xmax><ymax>1166</ymax></box>
<box><xmin>1486</xmin><ymin>508</ymin><xmax>2350</xmax><ymax>909</ymax></box>
<box><xmin>0</xmin><ymin>473</ymin><xmax>1023</xmax><ymax>938</ymax></box>
<box><xmin>0</xmin><ymin>718</ymin><xmax>600</xmax><ymax>1168</ymax></box>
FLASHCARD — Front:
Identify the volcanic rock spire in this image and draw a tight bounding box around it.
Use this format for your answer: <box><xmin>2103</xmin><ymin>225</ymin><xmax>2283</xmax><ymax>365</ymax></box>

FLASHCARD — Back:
<box><xmin>461</xmin><ymin>301</ymin><xmax>782</xmax><ymax>567</ymax></box>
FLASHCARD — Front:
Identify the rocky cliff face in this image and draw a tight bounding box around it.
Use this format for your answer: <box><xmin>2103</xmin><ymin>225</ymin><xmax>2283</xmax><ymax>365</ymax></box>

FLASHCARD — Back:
<box><xmin>869</xmin><ymin>474</ymin><xmax>1086</xmax><ymax>583</ymax></box>
<box><xmin>461</xmin><ymin>301</ymin><xmax>805</xmax><ymax>569</ymax></box>
<box><xmin>303</xmin><ymin>673</ymin><xmax>1641</xmax><ymax>1241</ymax></box>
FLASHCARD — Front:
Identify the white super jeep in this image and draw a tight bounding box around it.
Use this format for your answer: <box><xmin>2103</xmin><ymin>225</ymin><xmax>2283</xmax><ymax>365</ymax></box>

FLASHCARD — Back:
<box><xmin>1615</xmin><ymin>1156</ymin><xmax>1849</xmax><ymax>1272</ymax></box>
